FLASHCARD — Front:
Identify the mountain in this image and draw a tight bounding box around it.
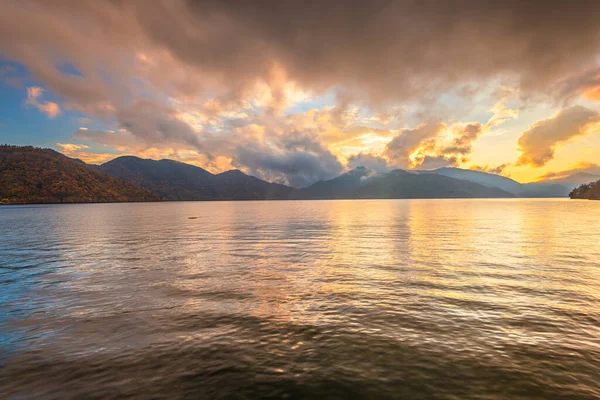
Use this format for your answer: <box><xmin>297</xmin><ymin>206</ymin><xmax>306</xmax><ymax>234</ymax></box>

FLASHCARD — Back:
<box><xmin>99</xmin><ymin>156</ymin><xmax>217</xmax><ymax>200</ymax></box>
<box><xmin>421</xmin><ymin>167</ymin><xmax>571</xmax><ymax>197</ymax></box>
<box><xmin>525</xmin><ymin>173</ymin><xmax>600</xmax><ymax>197</ymax></box>
<box><xmin>1</xmin><ymin>146</ymin><xmax>575</xmax><ymax>203</ymax></box>
<box><xmin>298</xmin><ymin>167</ymin><xmax>514</xmax><ymax>199</ymax></box>
<box><xmin>210</xmin><ymin>169</ymin><xmax>295</xmax><ymax>200</ymax></box>
<box><xmin>100</xmin><ymin>158</ymin><xmax>518</xmax><ymax>200</ymax></box>
<box><xmin>537</xmin><ymin>172</ymin><xmax>600</xmax><ymax>187</ymax></box>
<box><xmin>421</xmin><ymin>167</ymin><xmax>523</xmax><ymax>194</ymax></box>
<box><xmin>0</xmin><ymin>146</ymin><xmax>160</xmax><ymax>204</ymax></box>
<box><xmin>98</xmin><ymin>156</ymin><xmax>294</xmax><ymax>200</ymax></box>
<box><xmin>519</xmin><ymin>182</ymin><xmax>570</xmax><ymax>197</ymax></box>
<box><xmin>569</xmin><ymin>179</ymin><xmax>600</xmax><ymax>200</ymax></box>
<box><xmin>296</xmin><ymin>166</ymin><xmax>378</xmax><ymax>199</ymax></box>
<box><xmin>357</xmin><ymin>170</ymin><xmax>514</xmax><ymax>198</ymax></box>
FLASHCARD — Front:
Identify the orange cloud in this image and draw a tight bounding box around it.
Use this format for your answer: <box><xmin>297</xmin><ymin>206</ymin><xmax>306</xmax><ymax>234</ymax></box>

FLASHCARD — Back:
<box><xmin>56</xmin><ymin>143</ymin><xmax>115</xmax><ymax>164</ymax></box>
<box><xmin>517</xmin><ymin>106</ymin><xmax>600</xmax><ymax>167</ymax></box>
<box><xmin>583</xmin><ymin>85</ymin><xmax>600</xmax><ymax>101</ymax></box>
<box><xmin>25</xmin><ymin>86</ymin><xmax>61</xmax><ymax>118</ymax></box>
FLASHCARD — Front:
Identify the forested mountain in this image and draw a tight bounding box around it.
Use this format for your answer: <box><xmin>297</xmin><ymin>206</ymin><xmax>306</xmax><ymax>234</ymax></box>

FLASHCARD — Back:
<box><xmin>569</xmin><ymin>180</ymin><xmax>600</xmax><ymax>200</ymax></box>
<box><xmin>98</xmin><ymin>156</ymin><xmax>294</xmax><ymax>200</ymax></box>
<box><xmin>2</xmin><ymin>146</ymin><xmax>579</xmax><ymax>204</ymax></box>
<box><xmin>0</xmin><ymin>146</ymin><xmax>159</xmax><ymax>204</ymax></box>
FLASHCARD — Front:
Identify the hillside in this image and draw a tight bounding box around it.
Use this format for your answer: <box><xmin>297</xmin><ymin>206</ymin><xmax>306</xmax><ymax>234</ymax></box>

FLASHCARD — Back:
<box><xmin>569</xmin><ymin>180</ymin><xmax>600</xmax><ymax>200</ymax></box>
<box><xmin>0</xmin><ymin>146</ymin><xmax>160</xmax><ymax>204</ymax></box>
<box><xmin>98</xmin><ymin>156</ymin><xmax>294</xmax><ymax>200</ymax></box>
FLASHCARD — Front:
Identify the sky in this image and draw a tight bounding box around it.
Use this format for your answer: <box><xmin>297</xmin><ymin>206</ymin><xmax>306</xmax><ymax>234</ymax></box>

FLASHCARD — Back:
<box><xmin>1</xmin><ymin>0</ymin><xmax>600</xmax><ymax>187</ymax></box>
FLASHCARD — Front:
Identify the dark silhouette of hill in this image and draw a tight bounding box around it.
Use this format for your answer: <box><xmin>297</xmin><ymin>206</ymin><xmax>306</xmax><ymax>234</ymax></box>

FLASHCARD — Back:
<box><xmin>98</xmin><ymin>156</ymin><xmax>294</xmax><ymax>200</ymax></box>
<box><xmin>0</xmin><ymin>146</ymin><xmax>159</xmax><ymax>204</ymax></box>
<box><xmin>295</xmin><ymin>166</ymin><xmax>378</xmax><ymax>199</ymax></box>
<box><xmin>569</xmin><ymin>179</ymin><xmax>600</xmax><ymax>200</ymax></box>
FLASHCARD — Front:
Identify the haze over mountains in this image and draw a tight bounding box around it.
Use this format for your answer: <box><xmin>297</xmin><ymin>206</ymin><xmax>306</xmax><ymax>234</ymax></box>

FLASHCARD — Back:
<box><xmin>1</xmin><ymin>146</ymin><xmax>597</xmax><ymax>204</ymax></box>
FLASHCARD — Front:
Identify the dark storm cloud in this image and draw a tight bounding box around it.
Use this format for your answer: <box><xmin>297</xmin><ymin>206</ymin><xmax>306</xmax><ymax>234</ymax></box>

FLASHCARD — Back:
<box><xmin>178</xmin><ymin>0</ymin><xmax>600</xmax><ymax>104</ymax></box>
<box><xmin>3</xmin><ymin>0</ymin><xmax>600</xmax><ymax>109</ymax></box>
<box><xmin>347</xmin><ymin>153</ymin><xmax>390</xmax><ymax>173</ymax></box>
<box><xmin>234</xmin><ymin>133</ymin><xmax>344</xmax><ymax>188</ymax></box>
<box><xmin>116</xmin><ymin>101</ymin><xmax>206</xmax><ymax>150</ymax></box>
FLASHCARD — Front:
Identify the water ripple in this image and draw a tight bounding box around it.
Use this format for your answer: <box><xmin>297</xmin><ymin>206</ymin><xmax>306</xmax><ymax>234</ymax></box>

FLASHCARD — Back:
<box><xmin>1</xmin><ymin>199</ymin><xmax>599</xmax><ymax>399</ymax></box>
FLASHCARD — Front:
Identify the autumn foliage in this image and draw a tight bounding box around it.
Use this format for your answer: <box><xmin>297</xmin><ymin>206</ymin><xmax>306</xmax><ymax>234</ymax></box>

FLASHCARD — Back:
<box><xmin>0</xmin><ymin>145</ymin><xmax>160</xmax><ymax>204</ymax></box>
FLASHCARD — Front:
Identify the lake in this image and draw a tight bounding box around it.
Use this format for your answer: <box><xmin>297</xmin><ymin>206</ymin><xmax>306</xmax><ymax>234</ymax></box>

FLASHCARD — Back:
<box><xmin>1</xmin><ymin>199</ymin><xmax>599</xmax><ymax>399</ymax></box>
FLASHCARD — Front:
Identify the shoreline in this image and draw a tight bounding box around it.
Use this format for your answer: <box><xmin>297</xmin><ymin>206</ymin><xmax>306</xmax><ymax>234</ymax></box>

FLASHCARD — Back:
<box><xmin>0</xmin><ymin>196</ymin><xmax>577</xmax><ymax>206</ymax></box>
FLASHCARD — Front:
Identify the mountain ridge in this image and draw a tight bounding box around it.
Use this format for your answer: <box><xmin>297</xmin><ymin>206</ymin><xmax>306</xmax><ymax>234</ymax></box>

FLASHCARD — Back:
<box><xmin>3</xmin><ymin>146</ymin><xmax>595</xmax><ymax>204</ymax></box>
<box><xmin>98</xmin><ymin>155</ymin><xmax>295</xmax><ymax>201</ymax></box>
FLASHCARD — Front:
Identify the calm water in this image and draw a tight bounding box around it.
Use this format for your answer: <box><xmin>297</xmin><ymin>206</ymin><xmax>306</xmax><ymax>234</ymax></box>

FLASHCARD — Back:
<box><xmin>1</xmin><ymin>199</ymin><xmax>599</xmax><ymax>399</ymax></box>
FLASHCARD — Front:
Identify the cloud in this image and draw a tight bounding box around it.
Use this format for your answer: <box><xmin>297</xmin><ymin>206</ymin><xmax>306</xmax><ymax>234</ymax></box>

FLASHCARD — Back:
<box><xmin>384</xmin><ymin>122</ymin><xmax>446</xmax><ymax>169</ymax></box>
<box><xmin>73</xmin><ymin>109</ymin><xmax>347</xmax><ymax>187</ymax></box>
<box><xmin>346</xmin><ymin>153</ymin><xmax>390</xmax><ymax>173</ymax></box>
<box><xmin>25</xmin><ymin>86</ymin><xmax>60</xmax><ymax>118</ymax></box>
<box><xmin>56</xmin><ymin>143</ymin><xmax>88</xmax><ymax>152</ymax></box>
<box><xmin>73</xmin><ymin>128</ymin><xmax>142</xmax><ymax>149</ymax></box>
<box><xmin>440</xmin><ymin>123</ymin><xmax>484</xmax><ymax>155</ymax></box>
<box><xmin>470</xmin><ymin>164</ymin><xmax>510</xmax><ymax>175</ymax></box>
<box><xmin>56</xmin><ymin>143</ymin><xmax>115</xmax><ymax>164</ymax></box>
<box><xmin>116</xmin><ymin>100</ymin><xmax>205</xmax><ymax>150</ymax></box>
<box><xmin>2</xmin><ymin>1</ymin><xmax>600</xmax><ymax>111</ymax></box>
<box><xmin>380</xmin><ymin>97</ymin><xmax>519</xmax><ymax>170</ymax></box>
<box><xmin>1</xmin><ymin>1</ymin><xmax>600</xmax><ymax>183</ymax></box>
<box><xmin>234</xmin><ymin>132</ymin><xmax>344</xmax><ymax>188</ymax></box>
<box><xmin>516</xmin><ymin>105</ymin><xmax>600</xmax><ymax>167</ymax></box>
<box><xmin>417</xmin><ymin>155</ymin><xmax>461</xmax><ymax>170</ymax></box>
<box><xmin>535</xmin><ymin>162</ymin><xmax>600</xmax><ymax>181</ymax></box>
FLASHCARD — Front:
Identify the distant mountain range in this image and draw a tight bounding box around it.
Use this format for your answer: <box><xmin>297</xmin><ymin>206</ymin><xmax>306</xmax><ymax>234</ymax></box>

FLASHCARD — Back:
<box><xmin>1</xmin><ymin>145</ymin><xmax>598</xmax><ymax>204</ymax></box>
